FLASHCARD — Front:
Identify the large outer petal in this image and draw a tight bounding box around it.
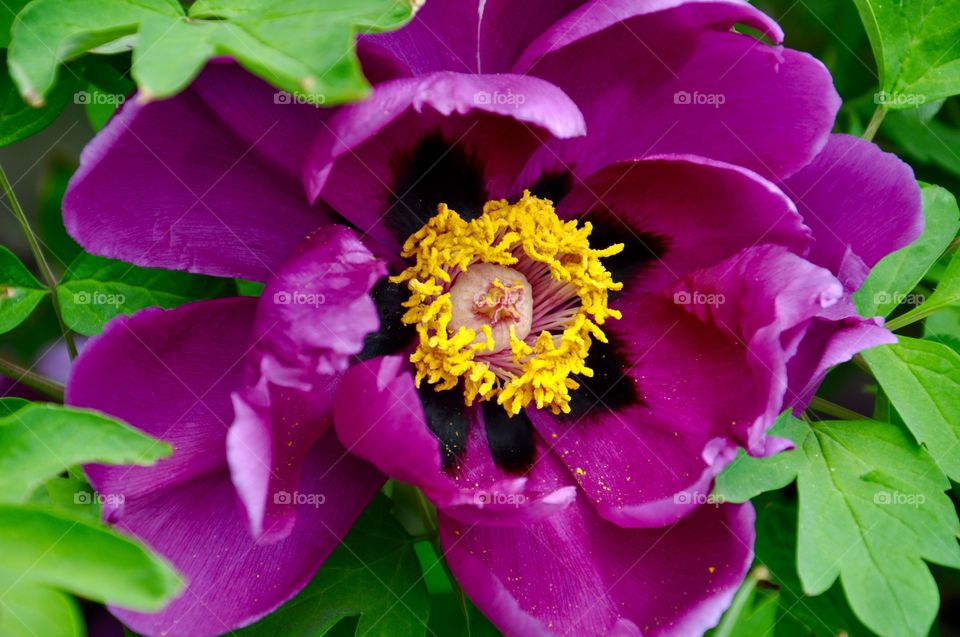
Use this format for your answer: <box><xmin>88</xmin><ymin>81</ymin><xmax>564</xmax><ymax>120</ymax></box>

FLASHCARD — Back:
<box><xmin>63</xmin><ymin>63</ymin><xmax>331</xmax><ymax>281</ymax></box>
<box><xmin>333</xmin><ymin>356</ymin><xmax>576</xmax><ymax>524</ymax></box>
<box><xmin>361</xmin><ymin>0</ymin><xmax>588</xmax><ymax>74</ymax></box>
<box><xmin>228</xmin><ymin>226</ymin><xmax>387</xmax><ymax>541</ymax></box>
<box><xmin>303</xmin><ymin>72</ymin><xmax>586</xmax><ymax>259</ymax></box>
<box><xmin>67</xmin><ymin>299</ymin><xmax>383</xmax><ymax>637</ymax></box>
<box><xmin>440</xmin><ymin>449</ymin><xmax>755</xmax><ymax>637</ymax></box>
<box><xmin>530</xmin><ymin>246</ymin><xmax>853</xmax><ymax>527</ymax></box>
<box><xmin>515</xmin><ymin>2</ymin><xmax>838</xmax><ymax>183</ymax></box>
<box><xmin>554</xmin><ymin>155</ymin><xmax>812</xmax><ymax>294</ymax></box>
<box><xmin>779</xmin><ymin>134</ymin><xmax>923</xmax><ymax>290</ymax></box>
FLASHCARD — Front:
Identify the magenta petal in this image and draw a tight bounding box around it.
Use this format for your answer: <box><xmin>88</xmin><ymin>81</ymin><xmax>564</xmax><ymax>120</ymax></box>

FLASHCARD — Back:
<box><xmin>519</xmin><ymin>7</ymin><xmax>838</xmax><ymax>182</ymax></box>
<box><xmin>64</xmin><ymin>64</ymin><xmax>330</xmax><ymax>281</ymax></box>
<box><xmin>553</xmin><ymin>155</ymin><xmax>811</xmax><ymax>294</ymax></box>
<box><xmin>67</xmin><ymin>299</ymin><xmax>383</xmax><ymax>637</ymax></box>
<box><xmin>780</xmin><ymin>134</ymin><xmax>923</xmax><ymax>290</ymax></box>
<box><xmin>304</xmin><ymin>72</ymin><xmax>585</xmax><ymax>258</ymax></box>
<box><xmin>105</xmin><ymin>436</ymin><xmax>381</xmax><ymax>637</ymax></box>
<box><xmin>333</xmin><ymin>356</ymin><xmax>576</xmax><ymax>523</ymax></box>
<box><xmin>68</xmin><ymin>298</ymin><xmax>257</xmax><ymax>505</ymax></box>
<box><xmin>362</xmin><ymin>0</ymin><xmax>588</xmax><ymax>74</ymax></box>
<box><xmin>228</xmin><ymin>226</ymin><xmax>386</xmax><ymax>541</ymax></box>
<box><xmin>531</xmin><ymin>246</ymin><xmax>848</xmax><ymax>527</ymax></box>
<box><xmin>440</xmin><ymin>450</ymin><xmax>755</xmax><ymax>637</ymax></box>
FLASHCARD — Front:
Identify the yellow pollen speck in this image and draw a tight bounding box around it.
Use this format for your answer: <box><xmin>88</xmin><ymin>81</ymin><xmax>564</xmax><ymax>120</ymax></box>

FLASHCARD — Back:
<box><xmin>708</xmin><ymin>566</ymin><xmax>716</xmax><ymax>574</ymax></box>
<box><xmin>391</xmin><ymin>191</ymin><xmax>623</xmax><ymax>415</ymax></box>
<box><xmin>576</xmin><ymin>467</ymin><xmax>586</xmax><ymax>476</ymax></box>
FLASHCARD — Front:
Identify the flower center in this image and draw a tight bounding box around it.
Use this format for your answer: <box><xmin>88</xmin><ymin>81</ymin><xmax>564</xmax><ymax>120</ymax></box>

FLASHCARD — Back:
<box><xmin>392</xmin><ymin>191</ymin><xmax>623</xmax><ymax>416</ymax></box>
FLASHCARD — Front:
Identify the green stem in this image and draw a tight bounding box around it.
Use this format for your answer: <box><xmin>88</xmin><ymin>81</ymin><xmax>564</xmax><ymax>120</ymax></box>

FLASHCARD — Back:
<box><xmin>809</xmin><ymin>396</ymin><xmax>868</xmax><ymax>421</ymax></box>
<box><xmin>0</xmin><ymin>164</ymin><xmax>77</xmax><ymax>359</ymax></box>
<box><xmin>862</xmin><ymin>104</ymin><xmax>888</xmax><ymax>142</ymax></box>
<box><xmin>0</xmin><ymin>355</ymin><xmax>65</xmax><ymax>402</ymax></box>
<box><xmin>885</xmin><ymin>308</ymin><xmax>929</xmax><ymax>332</ymax></box>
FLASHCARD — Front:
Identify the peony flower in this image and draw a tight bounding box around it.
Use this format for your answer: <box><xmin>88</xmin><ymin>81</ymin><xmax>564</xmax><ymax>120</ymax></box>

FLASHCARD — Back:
<box><xmin>64</xmin><ymin>1</ymin><xmax>921</xmax><ymax>636</ymax></box>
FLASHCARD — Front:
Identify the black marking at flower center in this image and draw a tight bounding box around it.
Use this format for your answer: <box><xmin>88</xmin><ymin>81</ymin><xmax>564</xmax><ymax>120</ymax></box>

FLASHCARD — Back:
<box><xmin>482</xmin><ymin>403</ymin><xmax>536</xmax><ymax>473</ymax></box>
<box><xmin>357</xmin><ymin>277</ymin><xmax>414</xmax><ymax>361</ymax></box>
<box><xmin>579</xmin><ymin>209</ymin><xmax>669</xmax><ymax>287</ymax></box>
<box><xmin>530</xmin><ymin>170</ymin><xmax>573</xmax><ymax>204</ymax></box>
<box><xmin>420</xmin><ymin>385</ymin><xmax>470</xmax><ymax>470</ymax></box>
<box><xmin>389</xmin><ymin>134</ymin><xmax>487</xmax><ymax>243</ymax></box>
<box><xmin>561</xmin><ymin>336</ymin><xmax>641</xmax><ymax>419</ymax></box>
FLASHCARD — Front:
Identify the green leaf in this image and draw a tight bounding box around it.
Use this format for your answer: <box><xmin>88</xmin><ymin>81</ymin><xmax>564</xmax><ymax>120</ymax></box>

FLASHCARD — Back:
<box><xmin>886</xmin><ymin>243</ymin><xmax>960</xmax><ymax>329</ymax></box>
<box><xmin>0</xmin><ymin>245</ymin><xmax>47</xmax><ymax>334</ymax></box>
<box><xmin>707</xmin><ymin>569</ymin><xmax>779</xmax><ymax>637</ymax></box>
<box><xmin>925</xmin><ymin>305</ymin><xmax>960</xmax><ymax>354</ymax></box>
<box><xmin>0</xmin><ymin>578</ymin><xmax>83</xmax><ymax>637</ymax></box>
<box><xmin>0</xmin><ymin>505</ymin><xmax>182</xmax><ymax>610</ymax></box>
<box><xmin>1</xmin><ymin>50</ymin><xmax>78</xmax><ymax>146</ymax></box>
<box><xmin>852</xmin><ymin>0</ymin><xmax>960</xmax><ymax>107</ymax></box>
<box><xmin>57</xmin><ymin>253</ymin><xmax>234</xmax><ymax>336</ymax></box>
<box><xmin>7</xmin><ymin>0</ymin><xmax>183</xmax><ymax>106</ymax></box>
<box><xmin>853</xmin><ymin>184</ymin><xmax>959</xmax><ymax>317</ymax></box>
<box><xmin>712</xmin><ymin>412</ymin><xmax>803</xmax><ymax>503</ymax></box>
<box><xmin>753</xmin><ymin>494</ymin><xmax>873</xmax><ymax>637</ymax></box>
<box><xmin>8</xmin><ymin>0</ymin><xmax>414</xmax><ymax>106</ymax></box>
<box><xmin>882</xmin><ymin>110</ymin><xmax>960</xmax><ymax>179</ymax></box>
<box><xmin>0</xmin><ymin>398</ymin><xmax>171</xmax><ymax>503</ymax></box>
<box><xmin>789</xmin><ymin>418</ymin><xmax>960</xmax><ymax>637</ymax></box>
<box><xmin>236</xmin><ymin>495</ymin><xmax>430</xmax><ymax>637</ymax></box>
<box><xmin>0</xmin><ymin>0</ymin><xmax>30</xmax><ymax>48</ymax></box>
<box><xmin>863</xmin><ymin>336</ymin><xmax>960</xmax><ymax>481</ymax></box>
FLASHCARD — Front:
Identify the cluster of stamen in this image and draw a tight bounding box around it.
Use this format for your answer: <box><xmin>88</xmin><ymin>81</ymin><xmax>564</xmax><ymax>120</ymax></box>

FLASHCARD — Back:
<box><xmin>391</xmin><ymin>191</ymin><xmax>623</xmax><ymax>415</ymax></box>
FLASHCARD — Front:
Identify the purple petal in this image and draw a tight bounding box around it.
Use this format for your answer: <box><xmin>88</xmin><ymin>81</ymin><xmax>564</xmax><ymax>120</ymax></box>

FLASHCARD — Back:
<box><xmin>440</xmin><ymin>449</ymin><xmax>755</xmax><ymax>637</ymax></box>
<box><xmin>68</xmin><ymin>298</ymin><xmax>258</xmax><ymax>506</ymax></box>
<box><xmin>304</xmin><ymin>72</ymin><xmax>585</xmax><ymax>259</ymax></box>
<box><xmin>106</xmin><ymin>437</ymin><xmax>381</xmax><ymax>637</ymax></box>
<box><xmin>67</xmin><ymin>299</ymin><xmax>383</xmax><ymax>636</ymax></box>
<box><xmin>517</xmin><ymin>3</ymin><xmax>838</xmax><ymax>182</ymax></box>
<box><xmin>333</xmin><ymin>356</ymin><xmax>576</xmax><ymax>524</ymax></box>
<box><xmin>362</xmin><ymin>0</ymin><xmax>588</xmax><ymax>74</ymax></box>
<box><xmin>530</xmin><ymin>246</ymin><xmax>848</xmax><ymax>527</ymax></box>
<box><xmin>553</xmin><ymin>155</ymin><xmax>811</xmax><ymax>294</ymax></box>
<box><xmin>228</xmin><ymin>227</ymin><xmax>387</xmax><ymax>541</ymax></box>
<box><xmin>64</xmin><ymin>63</ymin><xmax>331</xmax><ymax>281</ymax></box>
<box><xmin>780</xmin><ymin>134</ymin><xmax>923</xmax><ymax>290</ymax></box>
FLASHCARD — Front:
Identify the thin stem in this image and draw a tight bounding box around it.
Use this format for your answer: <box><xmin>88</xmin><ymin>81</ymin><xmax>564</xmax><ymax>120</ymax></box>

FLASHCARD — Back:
<box><xmin>0</xmin><ymin>355</ymin><xmax>65</xmax><ymax>402</ymax></box>
<box><xmin>862</xmin><ymin>104</ymin><xmax>888</xmax><ymax>142</ymax></box>
<box><xmin>809</xmin><ymin>396</ymin><xmax>868</xmax><ymax>421</ymax></box>
<box><xmin>885</xmin><ymin>308</ymin><xmax>928</xmax><ymax>332</ymax></box>
<box><xmin>0</xmin><ymin>164</ymin><xmax>77</xmax><ymax>359</ymax></box>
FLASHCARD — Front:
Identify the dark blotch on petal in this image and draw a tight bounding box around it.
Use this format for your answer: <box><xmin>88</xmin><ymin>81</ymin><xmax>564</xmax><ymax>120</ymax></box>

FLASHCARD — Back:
<box><xmin>562</xmin><ymin>336</ymin><xmax>641</xmax><ymax>419</ymax></box>
<box><xmin>581</xmin><ymin>208</ymin><xmax>669</xmax><ymax>286</ymax></box>
<box><xmin>389</xmin><ymin>134</ymin><xmax>487</xmax><ymax>242</ymax></box>
<box><xmin>358</xmin><ymin>277</ymin><xmax>415</xmax><ymax>361</ymax></box>
<box><xmin>529</xmin><ymin>171</ymin><xmax>572</xmax><ymax>205</ymax></box>
<box><xmin>420</xmin><ymin>385</ymin><xmax>470</xmax><ymax>470</ymax></box>
<box><xmin>483</xmin><ymin>403</ymin><xmax>536</xmax><ymax>474</ymax></box>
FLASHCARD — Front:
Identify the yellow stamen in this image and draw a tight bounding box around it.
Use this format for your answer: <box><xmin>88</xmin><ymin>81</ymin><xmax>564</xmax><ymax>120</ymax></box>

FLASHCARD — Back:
<box><xmin>391</xmin><ymin>191</ymin><xmax>623</xmax><ymax>415</ymax></box>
